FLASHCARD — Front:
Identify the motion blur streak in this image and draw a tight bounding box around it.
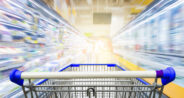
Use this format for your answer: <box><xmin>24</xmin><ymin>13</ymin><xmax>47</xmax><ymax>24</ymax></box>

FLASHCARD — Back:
<box><xmin>0</xmin><ymin>0</ymin><xmax>184</xmax><ymax>98</ymax></box>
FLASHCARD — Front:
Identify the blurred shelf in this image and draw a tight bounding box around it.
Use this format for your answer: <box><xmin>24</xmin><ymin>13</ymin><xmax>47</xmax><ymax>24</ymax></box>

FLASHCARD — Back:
<box><xmin>0</xmin><ymin>41</ymin><xmax>27</xmax><ymax>48</ymax></box>
<box><xmin>0</xmin><ymin>0</ymin><xmax>77</xmax><ymax>97</ymax></box>
<box><xmin>0</xmin><ymin>19</ymin><xmax>39</xmax><ymax>34</ymax></box>
<box><xmin>0</xmin><ymin>6</ymin><xmax>25</xmax><ymax>20</ymax></box>
<box><xmin>138</xmin><ymin>51</ymin><xmax>184</xmax><ymax>58</ymax></box>
<box><xmin>0</xmin><ymin>20</ymin><xmax>25</xmax><ymax>31</ymax></box>
<box><xmin>0</xmin><ymin>53</ymin><xmax>47</xmax><ymax>72</ymax></box>
<box><xmin>15</xmin><ymin>0</ymin><xmax>58</xmax><ymax>26</ymax></box>
<box><xmin>0</xmin><ymin>53</ymin><xmax>25</xmax><ymax>59</ymax></box>
<box><xmin>1</xmin><ymin>1</ymin><xmax>55</xmax><ymax>30</ymax></box>
<box><xmin>0</xmin><ymin>60</ymin><xmax>24</xmax><ymax>68</ymax></box>
<box><xmin>0</xmin><ymin>62</ymin><xmax>24</xmax><ymax>71</ymax></box>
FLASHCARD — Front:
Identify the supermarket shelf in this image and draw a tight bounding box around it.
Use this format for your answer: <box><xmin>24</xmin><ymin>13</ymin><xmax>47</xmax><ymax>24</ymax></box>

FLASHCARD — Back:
<box><xmin>0</xmin><ymin>0</ymin><xmax>80</xmax><ymax>97</ymax></box>
<box><xmin>0</xmin><ymin>53</ymin><xmax>25</xmax><ymax>59</ymax></box>
<box><xmin>0</xmin><ymin>6</ymin><xmax>24</xmax><ymax>20</ymax></box>
<box><xmin>16</xmin><ymin>0</ymin><xmax>59</xmax><ymax>26</ymax></box>
<box><xmin>7</xmin><ymin>0</ymin><xmax>35</xmax><ymax>17</ymax></box>
<box><xmin>6</xmin><ymin>0</ymin><xmax>58</xmax><ymax>28</ymax></box>
<box><xmin>31</xmin><ymin>0</ymin><xmax>79</xmax><ymax>32</ymax></box>
<box><xmin>0</xmin><ymin>53</ymin><xmax>46</xmax><ymax>72</ymax></box>
<box><xmin>0</xmin><ymin>41</ymin><xmax>27</xmax><ymax>48</ymax></box>
<box><xmin>0</xmin><ymin>19</ymin><xmax>38</xmax><ymax>33</ymax></box>
<box><xmin>119</xmin><ymin>0</ymin><xmax>177</xmax><ymax>32</ymax></box>
<box><xmin>0</xmin><ymin>15</ymin><xmax>44</xmax><ymax>31</ymax></box>
<box><xmin>0</xmin><ymin>62</ymin><xmax>24</xmax><ymax>71</ymax></box>
<box><xmin>138</xmin><ymin>51</ymin><xmax>184</xmax><ymax>58</ymax></box>
<box><xmin>0</xmin><ymin>60</ymin><xmax>23</xmax><ymax>68</ymax></box>
<box><xmin>0</xmin><ymin>20</ymin><xmax>25</xmax><ymax>31</ymax></box>
<box><xmin>7</xmin><ymin>1</ymin><xmax>50</xmax><ymax>29</ymax></box>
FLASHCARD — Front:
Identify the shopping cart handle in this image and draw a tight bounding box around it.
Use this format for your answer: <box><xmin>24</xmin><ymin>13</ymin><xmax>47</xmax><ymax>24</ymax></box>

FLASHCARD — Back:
<box><xmin>9</xmin><ymin>67</ymin><xmax>175</xmax><ymax>86</ymax></box>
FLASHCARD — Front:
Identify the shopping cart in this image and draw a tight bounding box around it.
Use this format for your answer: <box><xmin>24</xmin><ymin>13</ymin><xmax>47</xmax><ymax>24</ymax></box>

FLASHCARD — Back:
<box><xmin>10</xmin><ymin>64</ymin><xmax>175</xmax><ymax>98</ymax></box>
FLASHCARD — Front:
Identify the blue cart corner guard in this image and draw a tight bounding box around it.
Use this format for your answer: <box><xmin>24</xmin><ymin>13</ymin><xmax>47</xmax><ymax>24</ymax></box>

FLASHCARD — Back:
<box><xmin>9</xmin><ymin>69</ymin><xmax>24</xmax><ymax>86</ymax></box>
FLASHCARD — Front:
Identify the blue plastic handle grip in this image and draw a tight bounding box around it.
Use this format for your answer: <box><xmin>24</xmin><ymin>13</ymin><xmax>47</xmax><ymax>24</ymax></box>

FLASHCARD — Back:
<box><xmin>9</xmin><ymin>69</ymin><xmax>24</xmax><ymax>86</ymax></box>
<box><xmin>161</xmin><ymin>67</ymin><xmax>176</xmax><ymax>85</ymax></box>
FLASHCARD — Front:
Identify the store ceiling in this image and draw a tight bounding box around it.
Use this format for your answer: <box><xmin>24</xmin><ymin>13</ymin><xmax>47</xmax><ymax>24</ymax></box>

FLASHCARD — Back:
<box><xmin>43</xmin><ymin>0</ymin><xmax>153</xmax><ymax>37</ymax></box>
<box><xmin>73</xmin><ymin>0</ymin><xmax>153</xmax><ymax>24</ymax></box>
